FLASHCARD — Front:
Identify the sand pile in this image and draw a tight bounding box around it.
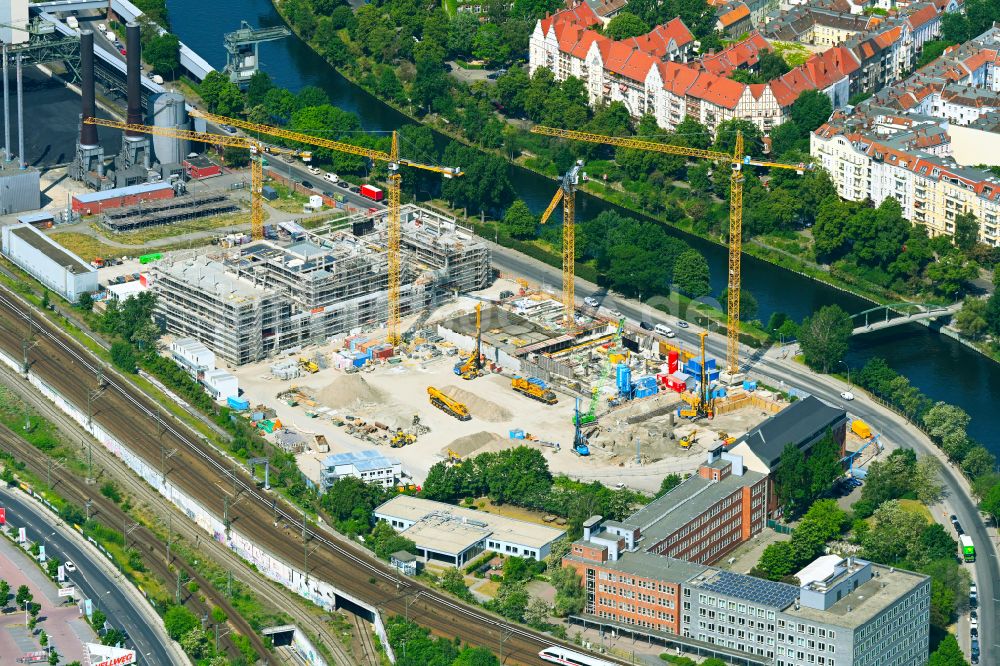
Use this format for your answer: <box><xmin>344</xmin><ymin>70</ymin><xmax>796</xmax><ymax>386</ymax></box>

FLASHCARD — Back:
<box><xmin>316</xmin><ymin>375</ymin><xmax>388</xmax><ymax>409</ymax></box>
<box><xmin>440</xmin><ymin>385</ymin><xmax>512</xmax><ymax>422</ymax></box>
<box><xmin>444</xmin><ymin>431</ymin><xmax>507</xmax><ymax>458</ymax></box>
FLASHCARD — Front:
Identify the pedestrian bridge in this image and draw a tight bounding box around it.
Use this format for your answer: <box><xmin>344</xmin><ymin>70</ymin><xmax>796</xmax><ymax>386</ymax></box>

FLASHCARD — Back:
<box><xmin>850</xmin><ymin>302</ymin><xmax>961</xmax><ymax>336</ymax></box>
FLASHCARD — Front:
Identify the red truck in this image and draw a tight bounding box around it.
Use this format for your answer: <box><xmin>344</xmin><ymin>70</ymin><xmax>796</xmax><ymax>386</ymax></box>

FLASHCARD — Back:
<box><xmin>360</xmin><ymin>184</ymin><xmax>384</xmax><ymax>202</ymax></box>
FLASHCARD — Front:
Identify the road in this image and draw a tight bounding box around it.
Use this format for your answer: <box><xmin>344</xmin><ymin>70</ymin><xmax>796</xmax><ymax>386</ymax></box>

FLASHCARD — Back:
<box><xmin>0</xmin><ymin>487</ymin><xmax>173</xmax><ymax>666</ymax></box>
<box><xmin>488</xmin><ymin>241</ymin><xmax>996</xmax><ymax>664</ymax></box>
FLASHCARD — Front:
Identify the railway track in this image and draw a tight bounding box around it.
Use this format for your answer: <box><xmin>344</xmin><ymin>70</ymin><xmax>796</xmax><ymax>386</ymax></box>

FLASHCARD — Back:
<box><xmin>0</xmin><ymin>422</ymin><xmax>258</xmax><ymax>661</ymax></box>
<box><xmin>0</xmin><ymin>351</ymin><xmax>357</xmax><ymax>666</ymax></box>
<box><xmin>352</xmin><ymin>613</ymin><xmax>379</xmax><ymax>666</ymax></box>
<box><xmin>0</xmin><ymin>285</ymin><xmax>596</xmax><ymax>666</ymax></box>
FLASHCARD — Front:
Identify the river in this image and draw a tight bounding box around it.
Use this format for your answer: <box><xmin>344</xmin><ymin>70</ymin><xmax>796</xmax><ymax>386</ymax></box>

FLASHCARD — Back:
<box><xmin>165</xmin><ymin>0</ymin><xmax>996</xmax><ymax>447</ymax></box>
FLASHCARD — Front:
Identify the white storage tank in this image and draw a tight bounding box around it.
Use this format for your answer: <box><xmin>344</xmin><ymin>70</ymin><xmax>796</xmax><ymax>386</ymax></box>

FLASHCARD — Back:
<box><xmin>148</xmin><ymin>92</ymin><xmax>190</xmax><ymax>165</ymax></box>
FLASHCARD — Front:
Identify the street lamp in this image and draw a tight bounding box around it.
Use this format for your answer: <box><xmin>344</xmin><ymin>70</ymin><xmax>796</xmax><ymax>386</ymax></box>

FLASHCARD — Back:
<box><xmin>838</xmin><ymin>360</ymin><xmax>851</xmax><ymax>387</ymax></box>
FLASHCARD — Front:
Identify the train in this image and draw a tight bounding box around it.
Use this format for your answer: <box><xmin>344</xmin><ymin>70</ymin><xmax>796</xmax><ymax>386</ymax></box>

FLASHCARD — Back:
<box><xmin>538</xmin><ymin>646</ymin><xmax>616</xmax><ymax>666</ymax></box>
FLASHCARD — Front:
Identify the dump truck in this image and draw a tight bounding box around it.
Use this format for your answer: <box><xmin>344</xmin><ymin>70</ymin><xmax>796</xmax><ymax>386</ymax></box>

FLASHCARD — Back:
<box><xmin>511</xmin><ymin>377</ymin><xmax>558</xmax><ymax>405</ymax></box>
<box><xmin>427</xmin><ymin>387</ymin><xmax>471</xmax><ymax>421</ymax></box>
<box><xmin>851</xmin><ymin>419</ymin><xmax>872</xmax><ymax>439</ymax></box>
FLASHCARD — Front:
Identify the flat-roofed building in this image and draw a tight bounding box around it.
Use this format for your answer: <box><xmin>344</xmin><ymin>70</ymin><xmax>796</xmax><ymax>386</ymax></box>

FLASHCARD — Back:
<box><xmin>374</xmin><ymin>495</ymin><xmax>565</xmax><ymax>566</ymax></box>
<box><xmin>320</xmin><ymin>450</ymin><xmax>401</xmax><ymax>490</ymax></box>
<box><xmin>1</xmin><ymin>223</ymin><xmax>98</xmax><ymax>302</ymax></box>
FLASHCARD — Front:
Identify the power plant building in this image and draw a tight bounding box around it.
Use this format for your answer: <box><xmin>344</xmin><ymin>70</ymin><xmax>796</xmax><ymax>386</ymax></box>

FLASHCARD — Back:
<box><xmin>151</xmin><ymin>205</ymin><xmax>491</xmax><ymax>366</ymax></box>
<box><xmin>1</xmin><ymin>223</ymin><xmax>97</xmax><ymax>301</ymax></box>
<box><xmin>0</xmin><ymin>163</ymin><xmax>41</xmax><ymax>214</ymax></box>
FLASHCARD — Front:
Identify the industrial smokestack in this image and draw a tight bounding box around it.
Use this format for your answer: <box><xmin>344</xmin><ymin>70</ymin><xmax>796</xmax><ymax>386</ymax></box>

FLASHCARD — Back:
<box><xmin>80</xmin><ymin>30</ymin><xmax>99</xmax><ymax>148</ymax></box>
<box><xmin>125</xmin><ymin>22</ymin><xmax>143</xmax><ymax>137</ymax></box>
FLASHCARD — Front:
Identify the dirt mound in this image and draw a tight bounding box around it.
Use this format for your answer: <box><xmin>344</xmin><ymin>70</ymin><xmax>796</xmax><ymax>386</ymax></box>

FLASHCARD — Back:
<box><xmin>316</xmin><ymin>375</ymin><xmax>388</xmax><ymax>410</ymax></box>
<box><xmin>440</xmin><ymin>385</ymin><xmax>511</xmax><ymax>422</ymax></box>
<box><xmin>443</xmin><ymin>431</ymin><xmax>507</xmax><ymax>458</ymax></box>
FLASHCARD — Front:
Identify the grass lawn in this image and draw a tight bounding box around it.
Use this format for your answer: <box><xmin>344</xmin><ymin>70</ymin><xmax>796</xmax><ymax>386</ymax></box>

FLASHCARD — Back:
<box><xmin>48</xmin><ymin>232</ymin><xmax>191</xmax><ymax>262</ymax></box>
<box><xmin>266</xmin><ymin>182</ymin><xmax>311</xmax><ymax>213</ymax></box>
<box><xmin>898</xmin><ymin>499</ymin><xmax>934</xmax><ymax>524</ymax></box>
<box><xmin>772</xmin><ymin>41</ymin><xmax>812</xmax><ymax>67</ymax></box>
<box><xmin>93</xmin><ymin>209</ymin><xmax>251</xmax><ymax>246</ymax></box>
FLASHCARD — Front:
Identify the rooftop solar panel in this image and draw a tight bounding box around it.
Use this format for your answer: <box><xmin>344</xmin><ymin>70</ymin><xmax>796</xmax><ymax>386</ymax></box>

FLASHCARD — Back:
<box><xmin>693</xmin><ymin>570</ymin><xmax>800</xmax><ymax>609</ymax></box>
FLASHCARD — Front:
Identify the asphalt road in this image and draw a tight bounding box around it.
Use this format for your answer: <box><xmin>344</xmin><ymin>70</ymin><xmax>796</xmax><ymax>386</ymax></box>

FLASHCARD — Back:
<box><xmin>0</xmin><ymin>487</ymin><xmax>172</xmax><ymax>666</ymax></box>
<box><xmin>488</xmin><ymin>241</ymin><xmax>996</xmax><ymax>664</ymax></box>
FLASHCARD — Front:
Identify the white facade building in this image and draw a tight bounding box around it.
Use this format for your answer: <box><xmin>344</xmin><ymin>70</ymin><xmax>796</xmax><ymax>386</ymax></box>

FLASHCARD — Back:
<box><xmin>321</xmin><ymin>449</ymin><xmax>401</xmax><ymax>490</ymax></box>
<box><xmin>1</xmin><ymin>224</ymin><xmax>98</xmax><ymax>302</ymax></box>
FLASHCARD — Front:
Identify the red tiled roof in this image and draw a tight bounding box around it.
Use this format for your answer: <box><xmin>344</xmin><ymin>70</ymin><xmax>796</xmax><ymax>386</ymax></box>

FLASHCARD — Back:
<box><xmin>659</xmin><ymin>60</ymin><xmax>700</xmax><ymax>96</ymax></box>
<box><xmin>718</xmin><ymin>3</ymin><xmax>751</xmax><ymax>27</ymax></box>
<box><xmin>699</xmin><ymin>32</ymin><xmax>771</xmax><ymax>75</ymax></box>
<box><xmin>606</xmin><ymin>44</ymin><xmax>656</xmax><ymax>82</ymax></box>
<box><xmin>540</xmin><ymin>3</ymin><xmax>601</xmax><ymax>37</ymax></box>
<box><xmin>687</xmin><ymin>72</ymin><xmax>746</xmax><ymax>109</ymax></box>
<box><xmin>905</xmin><ymin>3</ymin><xmax>939</xmax><ymax>29</ymax></box>
<box><xmin>873</xmin><ymin>26</ymin><xmax>902</xmax><ymax>49</ymax></box>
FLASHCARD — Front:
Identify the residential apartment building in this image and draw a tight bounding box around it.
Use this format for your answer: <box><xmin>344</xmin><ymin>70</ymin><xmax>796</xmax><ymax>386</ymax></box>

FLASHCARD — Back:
<box><xmin>529</xmin><ymin>0</ymin><xmax>939</xmax><ymax>135</ymax></box>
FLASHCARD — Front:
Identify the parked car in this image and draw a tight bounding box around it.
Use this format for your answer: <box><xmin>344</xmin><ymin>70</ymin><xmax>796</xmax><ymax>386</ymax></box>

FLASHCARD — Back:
<box><xmin>584</xmin><ymin>296</ymin><xmax>599</xmax><ymax>307</ymax></box>
<box><xmin>337</xmin><ymin>180</ymin><xmax>350</xmax><ymax>188</ymax></box>
<box><xmin>954</xmin><ymin>520</ymin><xmax>965</xmax><ymax>535</ymax></box>
<box><xmin>970</xmin><ymin>583</ymin><xmax>978</xmax><ymax>607</ymax></box>
<box><xmin>676</xmin><ymin>320</ymin><xmax>689</xmax><ymax>328</ymax></box>
<box><xmin>119</xmin><ymin>47</ymin><xmax>127</xmax><ymax>56</ymax></box>
<box><xmin>350</xmin><ymin>185</ymin><xmax>361</xmax><ymax>193</ymax></box>
<box><xmin>609</xmin><ymin>309</ymin><xmax>624</xmax><ymax>320</ymax></box>
<box><xmin>64</xmin><ymin>560</ymin><xmax>76</xmax><ymax>572</ymax></box>
<box><xmin>639</xmin><ymin>321</ymin><xmax>654</xmax><ymax>331</ymax></box>
<box><xmin>300</xmin><ymin>180</ymin><xmax>315</xmax><ymax>190</ymax></box>
<box><xmin>307</xmin><ymin>165</ymin><xmax>320</xmax><ymax>175</ymax></box>
<box><xmin>220</xmin><ymin>124</ymin><xmax>237</xmax><ymax>134</ymax></box>
<box><xmin>840</xmin><ymin>391</ymin><xmax>855</xmax><ymax>400</ymax></box>
<box><xmin>486</xmin><ymin>71</ymin><xmax>502</xmax><ymax>80</ymax></box>
<box><xmin>499</xmin><ymin>290</ymin><xmax>514</xmax><ymax>299</ymax></box>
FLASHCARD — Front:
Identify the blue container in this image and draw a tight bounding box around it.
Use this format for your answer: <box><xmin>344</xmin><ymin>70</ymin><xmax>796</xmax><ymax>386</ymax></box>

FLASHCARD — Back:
<box><xmin>743</xmin><ymin>380</ymin><xmax>757</xmax><ymax>391</ymax></box>
<box><xmin>616</xmin><ymin>363</ymin><xmax>632</xmax><ymax>395</ymax></box>
<box><xmin>227</xmin><ymin>396</ymin><xmax>250</xmax><ymax>411</ymax></box>
<box><xmin>509</xmin><ymin>429</ymin><xmax>525</xmax><ymax>439</ymax></box>
<box><xmin>528</xmin><ymin>377</ymin><xmax>547</xmax><ymax>388</ymax></box>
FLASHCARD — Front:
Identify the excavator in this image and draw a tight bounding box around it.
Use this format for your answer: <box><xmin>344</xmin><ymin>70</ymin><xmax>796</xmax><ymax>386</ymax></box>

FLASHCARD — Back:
<box><xmin>390</xmin><ymin>429</ymin><xmax>417</xmax><ymax>448</ymax></box>
<box><xmin>511</xmin><ymin>377</ymin><xmax>558</xmax><ymax>405</ymax></box>
<box><xmin>427</xmin><ymin>387</ymin><xmax>471</xmax><ymax>421</ymax></box>
<box><xmin>453</xmin><ymin>302</ymin><xmax>485</xmax><ymax>380</ymax></box>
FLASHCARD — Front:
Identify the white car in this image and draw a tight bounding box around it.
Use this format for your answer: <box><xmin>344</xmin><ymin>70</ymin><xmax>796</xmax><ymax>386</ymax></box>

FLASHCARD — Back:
<box><xmin>64</xmin><ymin>560</ymin><xmax>76</xmax><ymax>572</ymax></box>
<box><xmin>584</xmin><ymin>297</ymin><xmax>599</xmax><ymax>308</ymax></box>
<box><xmin>970</xmin><ymin>614</ymin><xmax>978</xmax><ymax>630</ymax></box>
<box><xmin>609</xmin><ymin>309</ymin><xmax>624</xmax><ymax>320</ymax></box>
<box><xmin>97</xmin><ymin>23</ymin><xmax>107</xmax><ymax>32</ymax></box>
<box><xmin>840</xmin><ymin>391</ymin><xmax>854</xmax><ymax>401</ymax></box>
<box><xmin>307</xmin><ymin>165</ymin><xmax>320</xmax><ymax>175</ymax></box>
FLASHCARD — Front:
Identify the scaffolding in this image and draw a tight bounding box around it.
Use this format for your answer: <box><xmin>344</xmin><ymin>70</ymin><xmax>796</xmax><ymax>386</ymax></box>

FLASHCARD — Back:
<box><xmin>101</xmin><ymin>192</ymin><xmax>238</xmax><ymax>232</ymax></box>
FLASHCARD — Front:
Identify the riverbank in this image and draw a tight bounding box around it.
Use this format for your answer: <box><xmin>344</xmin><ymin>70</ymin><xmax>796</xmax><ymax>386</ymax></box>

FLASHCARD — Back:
<box><xmin>267</xmin><ymin>0</ymin><xmax>991</xmax><ymax>349</ymax></box>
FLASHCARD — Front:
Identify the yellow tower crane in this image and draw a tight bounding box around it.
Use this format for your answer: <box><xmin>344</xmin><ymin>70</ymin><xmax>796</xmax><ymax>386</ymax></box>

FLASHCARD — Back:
<box><xmin>83</xmin><ymin>117</ymin><xmax>311</xmax><ymax>241</ymax></box>
<box><xmin>531</xmin><ymin>126</ymin><xmax>809</xmax><ymax>376</ymax></box>
<box><xmin>187</xmin><ymin>110</ymin><xmax>462</xmax><ymax>345</ymax></box>
<box><xmin>539</xmin><ymin>160</ymin><xmax>583</xmax><ymax>326</ymax></box>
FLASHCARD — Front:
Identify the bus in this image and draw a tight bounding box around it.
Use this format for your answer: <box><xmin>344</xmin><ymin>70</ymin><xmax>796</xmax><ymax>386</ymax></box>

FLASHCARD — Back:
<box><xmin>960</xmin><ymin>534</ymin><xmax>976</xmax><ymax>562</ymax></box>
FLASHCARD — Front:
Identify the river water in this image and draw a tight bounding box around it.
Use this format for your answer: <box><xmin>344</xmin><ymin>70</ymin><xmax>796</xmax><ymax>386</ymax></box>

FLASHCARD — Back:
<box><xmin>165</xmin><ymin>0</ymin><xmax>997</xmax><ymax>447</ymax></box>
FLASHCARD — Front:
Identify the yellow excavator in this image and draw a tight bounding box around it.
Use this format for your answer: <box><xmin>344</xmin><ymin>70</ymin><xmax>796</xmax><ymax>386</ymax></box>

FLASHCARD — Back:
<box><xmin>427</xmin><ymin>387</ymin><xmax>471</xmax><ymax>421</ymax></box>
<box><xmin>454</xmin><ymin>303</ymin><xmax>484</xmax><ymax>380</ymax></box>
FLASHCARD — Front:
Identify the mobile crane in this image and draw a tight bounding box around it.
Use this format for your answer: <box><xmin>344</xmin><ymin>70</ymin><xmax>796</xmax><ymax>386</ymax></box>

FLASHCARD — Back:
<box><xmin>427</xmin><ymin>387</ymin><xmax>471</xmax><ymax>421</ymax></box>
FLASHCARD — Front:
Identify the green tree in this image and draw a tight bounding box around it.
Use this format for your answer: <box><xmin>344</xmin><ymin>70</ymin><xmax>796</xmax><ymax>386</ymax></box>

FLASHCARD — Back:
<box><xmin>522</xmin><ymin>596</ymin><xmax>551</xmax><ymax>628</ymax></box>
<box><xmin>38</xmin><ymin>629</ymin><xmax>47</xmax><ymax>647</ymax></box>
<box><xmin>76</xmin><ymin>292</ymin><xmax>93</xmax><ymax>311</ymax></box>
<box><xmin>926</xmin><ymin>252</ymin><xmax>977</xmax><ymax>298</ymax></box>
<box><xmin>223</xmin><ymin>146</ymin><xmax>251</xmax><ymax>167</ymax></box>
<box><xmin>854</xmin><ymin>449</ymin><xmax>916</xmax><ymax>517</ymax></box>
<box><xmin>180</xmin><ymin>628</ymin><xmax>209</xmax><ymax>659</ymax></box>
<box><xmin>769</xmin><ymin>120</ymin><xmax>803</xmax><ymax>157</ymax></box>
<box><xmin>0</xmin><ymin>580</ymin><xmax>9</xmax><ymax>605</ymax></box>
<box><xmin>144</xmin><ymin>32</ymin><xmax>180</xmax><ymax>76</ymax></box>
<box><xmin>604</xmin><ymin>12</ymin><xmax>650</xmax><ymax>39</ymax></box>
<box><xmin>923</xmin><ymin>402</ymin><xmax>972</xmax><ymax>462</ymax></box>
<box><xmin>798</xmin><ymin>305</ymin><xmax>852</xmax><ymax>373</ymax></box>
<box><xmin>502</xmin><ymin>200</ymin><xmax>536</xmax><ymax>239</ymax></box>
<box><xmin>920</xmin><ymin>523</ymin><xmax>958</xmax><ymax>562</ymax></box>
<box><xmin>673</xmin><ymin>249</ymin><xmax>711</xmax><ymax>297</ymax></box>
<box><xmin>656</xmin><ymin>473</ymin><xmax>683</xmax><ymax>498</ymax></box>
<box><xmin>472</xmin><ymin>24</ymin><xmax>510</xmax><ymax>66</ymax></box>
<box><xmin>453</xmin><ymin>647</ymin><xmax>500</xmax><ymax>666</ymax></box>
<box><xmin>790</xmin><ymin>90</ymin><xmax>833</xmax><ymax>133</ymax></box>
<box><xmin>164</xmin><ymin>605</ymin><xmax>198</xmax><ymax>640</ymax></box>
<box><xmin>758</xmin><ymin>49</ymin><xmax>790</xmax><ymax>80</ymax></box>
<box><xmin>805</xmin><ymin>434</ymin><xmax>842</xmax><ymax>499</ymax></box>
<box><xmin>861</xmin><ymin>500</ymin><xmax>927</xmax><ymax>565</ymax></box>
<box><xmin>979</xmin><ymin>481</ymin><xmax>1000</xmax><ymax>525</ymax></box>
<box><xmin>550</xmin><ymin>565</ymin><xmax>585</xmax><ymax>616</ymax></box>
<box><xmin>15</xmin><ymin>584</ymin><xmax>32</xmax><ymax>608</ymax></box>
<box><xmin>489</xmin><ymin>580</ymin><xmax>529</xmax><ymax>622</ymax></box>
<box><xmin>720</xmin><ymin>288</ymin><xmax>758</xmax><ymax>321</ymax></box>
<box><xmin>755</xmin><ymin>540</ymin><xmax>796</xmax><ymax>580</ymax></box>
<box><xmin>914</xmin><ymin>456</ymin><xmax>945</xmax><ymax>504</ymax></box>
<box><xmin>962</xmin><ymin>446</ymin><xmax>995</xmax><ymax>478</ymax></box>
<box><xmin>928</xmin><ymin>634</ymin><xmax>969</xmax><ymax>666</ymax></box>
<box><xmin>986</xmin><ymin>291</ymin><xmax>1000</xmax><ymax>336</ymax></box>
<box><xmin>245</xmin><ymin>71</ymin><xmax>274</xmax><ymax>108</ymax></box>
<box><xmin>441</xmin><ymin>567</ymin><xmax>474</xmax><ymax>601</ymax></box>
<box><xmin>40</xmin><ymin>289</ymin><xmax>50</xmax><ymax>309</ymax></box>
<box><xmin>775</xmin><ymin>443</ymin><xmax>808</xmax><ymax>516</ymax></box>
<box><xmin>954</xmin><ymin>210</ymin><xmax>979</xmax><ymax>251</ymax></box>
<box><xmin>713</xmin><ymin>119</ymin><xmax>764</xmax><ymax>159</ymax></box>
<box><xmin>956</xmin><ymin>297</ymin><xmax>989</xmax><ymax>340</ymax></box>
<box><xmin>109</xmin><ymin>342</ymin><xmax>136</xmax><ymax>373</ymax></box>
<box><xmin>48</xmin><ymin>650</ymin><xmax>59</xmax><ymax>666</ymax></box>
<box><xmin>368</xmin><ymin>521</ymin><xmax>418</xmax><ymax>560</ymax></box>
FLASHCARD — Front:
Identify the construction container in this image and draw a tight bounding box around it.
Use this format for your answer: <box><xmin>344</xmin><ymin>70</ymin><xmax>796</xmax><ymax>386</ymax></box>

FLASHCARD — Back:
<box><xmin>742</xmin><ymin>380</ymin><xmax>757</xmax><ymax>392</ymax></box>
<box><xmin>258</xmin><ymin>420</ymin><xmax>276</xmax><ymax>433</ymax></box>
<box><xmin>509</xmin><ymin>429</ymin><xmax>526</xmax><ymax>439</ymax></box>
<box><xmin>852</xmin><ymin>419</ymin><xmax>872</xmax><ymax>439</ymax></box>
<box><xmin>616</xmin><ymin>363</ymin><xmax>632</xmax><ymax>396</ymax></box>
<box><xmin>371</xmin><ymin>344</ymin><xmax>394</xmax><ymax>360</ymax></box>
<box><xmin>634</xmin><ymin>386</ymin><xmax>657</xmax><ymax>399</ymax></box>
<box><xmin>663</xmin><ymin>372</ymin><xmax>689</xmax><ymax>393</ymax></box>
<box><xmin>667</xmin><ymin>350</ymin><xmax>679</xmax><ymax>374</ymax></box>
<box><xmin>262</xmin><ymin>186</ymin><xmax>278</xmax><ymax>201</ymax></box>
<box><xmin>227</xmin><ymin>396</ymin><xmax>250</xmax><ymax>411</ymax></box>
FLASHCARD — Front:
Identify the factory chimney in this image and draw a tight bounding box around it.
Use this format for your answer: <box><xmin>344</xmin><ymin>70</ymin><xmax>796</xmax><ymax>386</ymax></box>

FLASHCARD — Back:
<box><xmin>124</xmin><ymin>22</ymin><xmax>143</xmax><ymax>136</ymax></box>
<box><xmin>79</xmin><ymin>30</ymin><xmax>99</xmax><ymax>148</ymax></box>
